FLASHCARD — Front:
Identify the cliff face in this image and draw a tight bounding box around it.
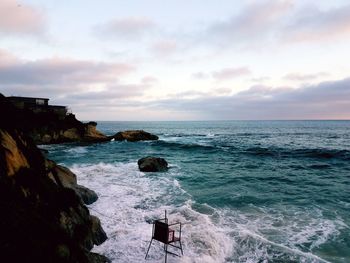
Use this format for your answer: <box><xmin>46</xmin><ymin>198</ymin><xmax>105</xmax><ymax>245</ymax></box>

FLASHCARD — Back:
<box><xmin>1</xmin><ymin>94</ymin><xmax>108</xmax><ymax>144</ymax></box>
<box><xmin>0</xmin><ymin>95</ymin><xmax>108</xmax><ymax>262</ymax></box>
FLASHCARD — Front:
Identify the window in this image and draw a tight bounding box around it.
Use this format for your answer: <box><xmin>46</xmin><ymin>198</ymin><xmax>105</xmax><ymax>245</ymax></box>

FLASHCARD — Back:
<box><xmin>36</xmin><ymin>99</ymin><xmax>45</xmax><ymax>105</ymax></box>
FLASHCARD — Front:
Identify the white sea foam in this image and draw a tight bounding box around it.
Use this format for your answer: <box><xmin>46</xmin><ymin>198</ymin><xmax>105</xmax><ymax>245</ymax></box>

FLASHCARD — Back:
<box><xmin>70</xmin><ymin>162</ymin><xmax>234</xmax><ymax>263</ymax></box>
<box><xmin>216</xmin><ymin>206</ymin><xmax>344</xmax><ymax>263</ymax></box>
<box><xmin>65</xmin><ymin>146</ymin><xmax>88</xmax><ymax>155</ymax></box>
<box><xmin>69</xmin><ymin>161</ymin><xmax>345</xmax><ymax>262</ymax></box>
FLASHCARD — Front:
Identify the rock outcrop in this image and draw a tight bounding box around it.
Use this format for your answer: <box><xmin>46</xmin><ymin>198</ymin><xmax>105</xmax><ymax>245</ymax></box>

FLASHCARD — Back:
<box><xmin>46</xmin><ymin>160</ymin><xmax>98</xmax><ymax>205</ymax></box>
<box><xmin>112</xmin><ymin>130</ymin><xmax>158</xmax><ymax>142</ymax></box>
<box><xmin>138</xmin><ymin>156</ymin><xmax>168</xmax><ymax>172</ymax></box>
<box><xmin>2</xmin><ymin>94</ymin><xmax>109</xmax><ymax>144</ymax></box>
<box><xmin>0</xmin><ymin>94</ymin><xmax>108</xmax><ymax>262</ymax></box>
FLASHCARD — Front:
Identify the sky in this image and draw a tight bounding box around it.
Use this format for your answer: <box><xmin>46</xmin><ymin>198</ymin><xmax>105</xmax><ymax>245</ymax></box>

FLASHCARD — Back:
<box><xmin>0</xmin><ymin>0</ymin><xmax>350</xmax><ymax>121</ymax></box>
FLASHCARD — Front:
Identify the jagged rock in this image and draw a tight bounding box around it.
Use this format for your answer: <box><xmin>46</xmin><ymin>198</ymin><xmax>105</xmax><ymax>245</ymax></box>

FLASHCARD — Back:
<box><xmin>75</xmin><ymin>185</ymin><xmax>98</xmax><ymax>205</ymax></box>
<box><xmin>0</xmin><ymin>94</ymin><xmax>108</xmax><ymax>262</ymax></box>
<box><xmin>46</xmin><ymin>160</ymin><xmax>98</xmax><ymax>205</ymax></box>
<box><xmin>138</xmin><ymin>156</ymin><xmax>168</xmax><ymax>172</ymax></box>
<box><xmin>90</xmin><ymin>216</ymin><xmax>108</xmax><ymax>245</ymax></box>
<box><xmin>83</xmin><ymin>122</ymin><xmax>109</xmax><ymax>142</ymax></box>
<box><xmin>112</xmin><ymin>130</ymin><xmax>158</xmax><ymax>142</ymax></box>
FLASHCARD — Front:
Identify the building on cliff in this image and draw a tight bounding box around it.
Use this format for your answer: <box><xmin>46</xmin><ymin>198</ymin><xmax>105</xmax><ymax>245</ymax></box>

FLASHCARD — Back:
<box><xmin>7</xmin><ymin>96</ymin><xmax>68</xmax><ymax>119</ymax></box>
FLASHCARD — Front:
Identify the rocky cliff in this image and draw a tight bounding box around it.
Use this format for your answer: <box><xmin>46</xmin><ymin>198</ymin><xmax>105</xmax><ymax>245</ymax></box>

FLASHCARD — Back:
<box><xmin>1</xmin><ymin>94</ymin><xmax>108</xmax><ymax>144</ymax></box>
<box><xmin>0</xmin><ymin>95</ymin><xmax>108</xmax><ymax>262</ymax></box>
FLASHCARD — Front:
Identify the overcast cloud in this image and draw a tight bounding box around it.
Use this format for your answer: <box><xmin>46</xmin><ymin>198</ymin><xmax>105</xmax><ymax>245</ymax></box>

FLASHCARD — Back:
<box><xmin>0</xmin><ymin>0</ymin><xmax>349</xmax><ymax>120</ymax></box>
<box><xmin>148</xmin><ymin>78</ymin><xmax>350</xmax><ymax>120</ymax></box>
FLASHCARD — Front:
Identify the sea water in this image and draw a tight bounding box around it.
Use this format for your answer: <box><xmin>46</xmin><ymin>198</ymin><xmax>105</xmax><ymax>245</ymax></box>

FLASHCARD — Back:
<box><xmin>43</xmin><ymin>121</ymin><xmax>350</xmax><ymax>263</ymax></box>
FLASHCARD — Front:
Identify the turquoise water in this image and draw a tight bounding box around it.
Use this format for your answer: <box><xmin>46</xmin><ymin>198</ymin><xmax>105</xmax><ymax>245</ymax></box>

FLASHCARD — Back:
<box><xmin>43</xmin><ymin>121</ymin><xmax>350</xmax><ymax>262</ymax></box>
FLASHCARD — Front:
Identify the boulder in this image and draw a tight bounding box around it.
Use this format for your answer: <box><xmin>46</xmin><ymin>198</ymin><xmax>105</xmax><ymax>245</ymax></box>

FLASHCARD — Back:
<box><xmin>46</xmin><ymin>160</ymin><xmax>98</xmax><ymax>205</ymax></box>
<box><xmin>112</xmin><ymin>130</ymin><xmax>158</xmax><ymax>142</ymax></box>
<box><xmin>90</xmin><ymin>215</ymin><xmax>108</xmax><ymax>245</ymax></box>
<box><xmin>138</xmin><ymin>156</ymin><xmax>168</xmax><ymax>172</ymax></box>
<box><xmin>75</xmin><ymin>185</ymin><xmax>98</xmax><ymax>205</ymax></box>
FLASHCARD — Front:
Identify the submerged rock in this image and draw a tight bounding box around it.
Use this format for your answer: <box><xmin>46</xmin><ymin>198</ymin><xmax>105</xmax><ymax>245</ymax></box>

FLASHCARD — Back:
<box><xmin>112</xmin><ymin>130</ymin><xmax>158</xmax><ymax>142</ymax></box>
<box><xmin>138</xmin><ymin>156</ymin><xmax>168</xmax><ymax>172</ymax></box>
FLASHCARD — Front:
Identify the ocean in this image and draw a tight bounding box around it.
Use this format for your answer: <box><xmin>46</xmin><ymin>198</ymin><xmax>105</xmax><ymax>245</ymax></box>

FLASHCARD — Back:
<box><xmin>42</xmin><ymin>121</ymin><xmax>350</xmax><ymax>263</ymax></box>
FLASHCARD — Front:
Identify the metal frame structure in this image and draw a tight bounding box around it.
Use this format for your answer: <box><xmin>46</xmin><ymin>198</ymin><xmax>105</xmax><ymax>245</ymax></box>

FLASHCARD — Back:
<box><xmin>145</xmin><ymin>211</ymin><xmax>183</xmax><ymax>263</ymax></box>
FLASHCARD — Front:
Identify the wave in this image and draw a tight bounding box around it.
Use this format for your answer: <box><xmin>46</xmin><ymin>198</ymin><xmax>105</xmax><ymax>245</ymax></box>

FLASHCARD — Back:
<box><xmin>70</xmin><ymin>162</ymin><xmax>234</xmax><ymax>262</ymax></box>
<box><xmin>153</xmin><ymin>140</ymin><xmax>219</xmax><ymax>152</ymax></box>
<box><xmin>62</xmin><ymin>160</ymin><xmax>348</xmax><ymax>262</ymax></box>
<box><xmin>154</xmin><ymin>139</ymin><xmax>350</xmax><ymax>161</ymax></box>
<box><xmin>245</xmin><ymin>147</ymin><xmax>350</xmax><ymax>160</ymax></box>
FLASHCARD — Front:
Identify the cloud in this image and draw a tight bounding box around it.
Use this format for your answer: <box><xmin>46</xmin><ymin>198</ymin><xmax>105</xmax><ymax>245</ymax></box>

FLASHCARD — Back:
<box><xmin>0</xmin><ymin>0</ymin><xmax>44</xmax><ymax>35</ymax></box>
<box><xmin>212</xmin><ymin>67</ymin><xmax>251</xmax><ymax>81</ymax></box>
<box><xmin>96</xmin><ymin>16</ymin><xmax>155</xmax><ymax>39</ymax></box>
<box><xmin>0</xmin><ymin>49</ymin><xmax>20</xmax><ymax>66</ymax></box>
<box><xmin>0</xmin><ymin>51</ymin><xmax>139</xmax><ymax>100</ymax></box>
<box><xmin>141</xmin><ymin>76</ymin><xmax>158</xmax><ymax>85</ymax></box>
<box><xmin>200</xmin><ymin>1</ymin><xmax>350</xmax><ymax>49</ymax></box>
<box><xmin>0</xmin><ymin>57</ymin><xmax>135</xmax><ymax>86</ymax></box>
<box><xmin>284</xmin><ymin>72</ymin><xmax>329</xmax><ymax>81</ymax></box>
<box><xmin>251</xmin><ymin>76</ymin><xmax>270</xmax><ymax>82</ymax></box>
<box><xmin>147</xmin><ymin>77</ymin><xmax>350</xmax><ymax>120</ymax></box>
<box><xmin>207</xmin><ymin>0</ymin><xmax>293</xmax><ymax>44</ymax></box>
<box><xmin>283</xmin><ymin>4</ymin><xmax>350</xmax><ymax>42</ymax></box>
<box><xmin>151</xmin><ymin>40</ymin><xmax>178</xmax><ymax>56</ymax></box>
<box><xmin>192</xmin><ymin>72</ymin><xmax>210</xmax><ymax>80</ymax></box>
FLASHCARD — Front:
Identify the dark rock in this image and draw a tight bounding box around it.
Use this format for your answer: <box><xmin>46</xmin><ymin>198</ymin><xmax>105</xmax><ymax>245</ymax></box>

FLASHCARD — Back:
<box><xmin>87</xmin><ymin>252</ymin><xmax>111</xmax><ymax>263</ymax></box>
<box><xmin>46</xmin><ymin>160</ymin><xmax>99</xmax><ymax>205</ymax></box>
<box><xmin>1</xmin><ymin>93</ymin><xmax>109</xmax><ymax>144</ymax></box>
<box><xmin>90</xmin><ymin>215</ymin><xmax>108</xmax><ymax>245</ymax></box>
<box><xmin>76</xmin><ymin>185</ymin><xmax>98</xmax><ymax>205</ymax></box>
<box><xmin>138</xmin><ymin>156</ymin><xmax>168</xmax><ymax>172</ymax></box>
<box><xmin>0</xmin><ymin>94</ymin><xmax>109</xmax><ymax>262</ymax></box>
<box><xmin>112</xmin><ymin>130</ymin><xmax>158</xmax><ymax>142</ymax></box>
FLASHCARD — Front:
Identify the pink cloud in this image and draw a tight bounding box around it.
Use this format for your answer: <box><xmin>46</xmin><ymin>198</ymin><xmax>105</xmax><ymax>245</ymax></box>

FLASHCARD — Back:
<box><xmin>283</xmin><ymin>4</ymin><xmax>350</xmax><ymax>42</ymax></box>
<box><xmin>0</xmin><ymin>0</ymin><xmax>44</xmax><ymax>34</ymax></box>
<box><xmin>212</xmin><ymin>67</ymin><xmax>251</xmax><ymax>81</ymax></box>
<box><xmin>0</xmin><ymin>51</ymin><xmax>137</xmax><ymax>98</ymax></box>
<box><xmin>209</xmin><ymin>0</ymin><xmax>293</xmax><ymax>42</ymax></box>
<box><xmin>0</xmin><ymin>49</ymin><xmax>20</xmax><ymax>67</ymax></box>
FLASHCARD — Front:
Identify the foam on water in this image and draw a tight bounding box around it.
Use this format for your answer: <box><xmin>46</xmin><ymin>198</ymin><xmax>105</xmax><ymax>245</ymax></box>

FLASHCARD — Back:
<box><xmin>69</xmin><ymin>161</ymin><xmax>344</xmax><ymax>262</ymax></box>
<box><xmin>70</xmin><ymin>162</ymin><xmax>234</xmax><ymax>262</ymax></box>
<box><xmin>216</xmin><ymin>206</ymin><xmax>345</xmax><ymax>262</ymax></box>
<box><xmin>65</xmin><ymin>146</ymin><xmax>88</xmax><ymax>155</ymax></box>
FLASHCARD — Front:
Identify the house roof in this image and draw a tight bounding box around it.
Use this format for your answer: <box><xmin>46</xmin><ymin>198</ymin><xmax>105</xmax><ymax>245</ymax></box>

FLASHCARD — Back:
<box><xmin>8</xmin><ymin>96</ymin><xmax>49</xmax><ymax>101</ymax></box>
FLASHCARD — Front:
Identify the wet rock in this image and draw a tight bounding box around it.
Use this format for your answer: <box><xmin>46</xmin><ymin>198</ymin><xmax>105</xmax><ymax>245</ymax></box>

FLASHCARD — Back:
<box><xmin>90</xmin><ymin>215</ymin><xmax>108</xmax><ymax>245</ymax></box>
<box><xmin>138</xmin><ymin>156</ymin><xmax>168</xmax><ymax>172</ymax></box>
<box><xmin>46</xmin><ymin>160</ymin><xmax>98</xmax><ymax>205</ymax></box>
<box><xmin>112</xmin><ymin>130</ymin><xmax>158</xmax><ymax>142</ymax></box>
<box><xmin>75</xmin><ymin>185</ymin><xmax>98</xmax><ymax>205</ymax></box>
